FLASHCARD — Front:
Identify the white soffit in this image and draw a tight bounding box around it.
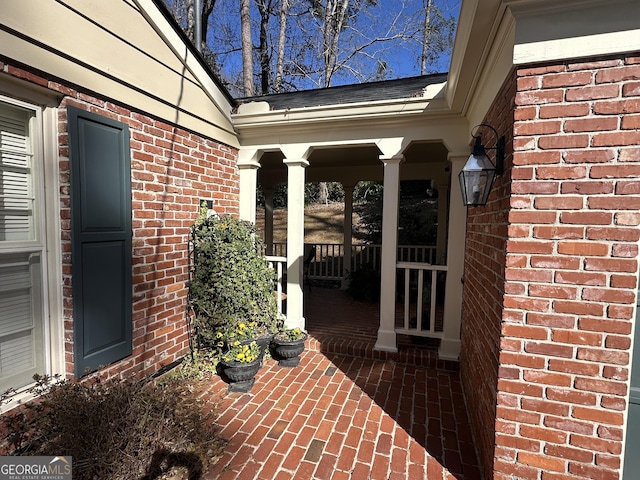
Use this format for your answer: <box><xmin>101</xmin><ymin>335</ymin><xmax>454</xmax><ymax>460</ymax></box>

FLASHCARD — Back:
<box><xmin>445</xmin><ymin>0</ymin><xmax>506</xmax><ymax>116</ymax></box>
<box><xmin>508</xmin><ymin>0</ymin><xmax>640</xmax><ymax>64</ymax></box>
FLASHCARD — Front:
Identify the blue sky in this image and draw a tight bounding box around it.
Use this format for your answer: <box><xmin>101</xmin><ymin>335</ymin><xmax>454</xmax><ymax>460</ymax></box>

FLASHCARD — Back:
<box><xmin>165</xmin><ymin>0</ymin><xmax>461</xmax><ymax>92</ymax></box>
<box><xmin>369</xmin><ymin>0</ymin><xmax>461</xmax><ymax>79</ymax></box>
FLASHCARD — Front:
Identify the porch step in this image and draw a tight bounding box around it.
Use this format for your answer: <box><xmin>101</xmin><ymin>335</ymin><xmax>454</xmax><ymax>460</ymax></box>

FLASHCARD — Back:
<box><xmin>306</xmin><ymin>333</ymin><xmax>459</xmax><ymax>371</ymax></box>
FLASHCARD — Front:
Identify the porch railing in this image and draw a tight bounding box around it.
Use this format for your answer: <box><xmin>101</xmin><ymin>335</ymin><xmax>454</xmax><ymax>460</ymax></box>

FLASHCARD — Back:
<box><xmin>394</xmin><ymin>262</ymin><xmax>448</xmax><ymax>339</ymax></box>
<box><xmin>265</xmin><ymin>255</ymin><xmax>287</xmax><ymax>317</ymax></box>
<box><xmin>261</xmin><ymin>243</ymin><xmax>438</xmax><ymax>280</ymax></box>
<box><xmin>264</xmin><ymin>246</ymin><xmax>447</xmax><ymax>339</ymax></box>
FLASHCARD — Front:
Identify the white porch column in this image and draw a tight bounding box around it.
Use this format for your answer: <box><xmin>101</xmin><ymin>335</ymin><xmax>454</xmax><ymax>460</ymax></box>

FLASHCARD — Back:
<box><xmin>375</xmin><ymin>155</ymin><xmax>403</xmax><ymax>353</ymax></box>
<box><xmin>284</xmin><ymin>157</ymin><xmax>309</xmax><ymax>330</ymax></box>
<box><xmin>264</xmin><ymin>188</ymin><xmax>274</xmax><ymax>255</ymax></box>
<box><xmin>341</xmin><ymin>184</ymin><xmax>355</xmax><ymax>290</ymax></box>
<box><xmin>436</xmin><ymin>182</ymin><xmax>449</xmax><ymax>264</ymax></box>
<box><xmin>439</xmin><ymin>154</ymin><xmax>467</xmax><ymax>361</ymax></box>
<box><xmin>238</xmin><ymin>150</ymin><xmax>260</xmax><ymax>223</ymax></box>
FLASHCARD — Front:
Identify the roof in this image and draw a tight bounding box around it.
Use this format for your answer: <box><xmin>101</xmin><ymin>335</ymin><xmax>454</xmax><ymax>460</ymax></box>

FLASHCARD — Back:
<box><xmin>237</xmin><ymin>73</ymin><xmax>448</xmax><ymax>110</ymax></box>
<box><xmin>151</xmin><ymin>0</ymin><xmax>236</xmax><ymax>106</ymax></box>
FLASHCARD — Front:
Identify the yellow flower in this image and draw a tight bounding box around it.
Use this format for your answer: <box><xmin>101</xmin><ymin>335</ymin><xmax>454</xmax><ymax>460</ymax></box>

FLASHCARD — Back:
<box><xmin>224</xmin><ymin>340</ymin><xmax>260</xmax><ymax>364</ymax></box>
<box><xmin>239</xmin><ymin>323</ymin><xmax>246</xmax><ymax>329</ymax></box>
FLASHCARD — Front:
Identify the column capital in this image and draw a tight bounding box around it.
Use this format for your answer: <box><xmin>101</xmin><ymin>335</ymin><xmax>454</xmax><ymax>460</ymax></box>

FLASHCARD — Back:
<box><xmin>237</xmin><ymin>161</ymin><xmax>260</xmax><ymax>170</ymax></box>
<box><xmin>379</xmin><ymin>154</ymin><xmax>404</xmax><ymax>165</ymax></box>
<box><xmin>283</xmin><ymin>158</ymin><xmax>310</xmax><ymax>168</ymax></box>
<box><xmin>238</xmin><ymin>148</ymin><xmax>262</xmax><ymax>168</ymax></box>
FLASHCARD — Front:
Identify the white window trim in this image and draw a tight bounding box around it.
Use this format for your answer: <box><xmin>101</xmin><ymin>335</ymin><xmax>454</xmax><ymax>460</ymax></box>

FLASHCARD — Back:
<box><xmin>0</xmin><ymin>84</ymin><xmax>63</xmax><ymax>412</ymax></box>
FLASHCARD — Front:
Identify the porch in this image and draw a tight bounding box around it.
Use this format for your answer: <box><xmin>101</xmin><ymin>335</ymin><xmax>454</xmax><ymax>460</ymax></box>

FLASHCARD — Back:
<box><xmin>202</xmin><ymin>287</ymin><xmax>481</xmax><ymax>479</ymax></box>
<box><xmin>267</xmin><ymin>241</ymin><xmax>451</xmax><ymax>351</ymax></box>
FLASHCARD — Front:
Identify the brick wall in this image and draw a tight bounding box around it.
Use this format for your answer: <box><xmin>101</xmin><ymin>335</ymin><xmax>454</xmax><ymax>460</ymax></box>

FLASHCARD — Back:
<box><xmin>494</xmin><ymin>54</ymin><xmax>640</xmax><ymax>479</ymax></box>
<box><xmin>4</xmin><ymin>63</ymin><xmax>239</xmax><ymax>381</ymax></box>
<box><xmin>460</xmin><ymin>70</ymin><xmax>516</xmax><ymax>478</ymax></box>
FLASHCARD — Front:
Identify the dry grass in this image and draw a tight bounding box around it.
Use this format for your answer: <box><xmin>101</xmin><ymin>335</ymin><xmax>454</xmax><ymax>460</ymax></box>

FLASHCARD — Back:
<box><xmin>256</xmin><ymin>203</ymin><xmax>361</xmax><ymax>245</ymax></box>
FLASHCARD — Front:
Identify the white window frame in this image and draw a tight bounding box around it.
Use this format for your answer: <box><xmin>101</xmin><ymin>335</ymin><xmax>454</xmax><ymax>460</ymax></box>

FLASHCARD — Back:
<box><xmin>0</xmin><ymin>84</ymin><xmax>63</xmax><ymax>411</ymax></box>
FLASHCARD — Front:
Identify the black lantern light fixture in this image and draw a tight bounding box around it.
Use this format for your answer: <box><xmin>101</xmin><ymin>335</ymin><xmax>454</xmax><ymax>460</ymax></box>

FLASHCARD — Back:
<box><xmin>458</xmin><ymin>124</ymin><xmax>505</xmax><ymax>207</ymax></box>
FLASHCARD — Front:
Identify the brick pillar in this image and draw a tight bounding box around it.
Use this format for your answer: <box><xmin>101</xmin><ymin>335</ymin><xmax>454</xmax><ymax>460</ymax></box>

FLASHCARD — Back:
<box><xmin>495</xmin><ymin>54</ymin><xmax>640</xmax><ymax>479</ymax></box>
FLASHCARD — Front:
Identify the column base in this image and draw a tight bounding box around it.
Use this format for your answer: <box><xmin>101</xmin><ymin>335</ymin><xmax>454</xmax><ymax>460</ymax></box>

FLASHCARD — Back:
<box><xmin>438</xmin><ymin>338</ymin><xmax>461</xmax><ymax>362</ymax></box>
<box><xmin>374</xmin><ymin>328</ymin><xmax>398</xmax><ymax>353</ymax></box>
<box><xmin>285</xmin><ymin>316</ymin><xmax>306</xmax><ymax>331</ymax></box>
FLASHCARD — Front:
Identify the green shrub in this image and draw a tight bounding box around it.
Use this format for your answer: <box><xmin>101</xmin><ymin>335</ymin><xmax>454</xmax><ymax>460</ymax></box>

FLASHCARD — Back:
<box><xmin>189</xmin><ymin>212</ymin><xmax>280</xmax><ymax>348</ymax></box>
<box><xmin>1</xmin><ymin>374</ymin><xmax>224</xmax><ymax>480</ymax></box>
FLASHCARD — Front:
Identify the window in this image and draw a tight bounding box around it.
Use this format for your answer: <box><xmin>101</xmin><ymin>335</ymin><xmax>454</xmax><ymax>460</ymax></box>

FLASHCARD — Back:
<box><xmin>0</xmin><ymin>101</ymin><xmax>46</xmax><ymax>393</ymax></box>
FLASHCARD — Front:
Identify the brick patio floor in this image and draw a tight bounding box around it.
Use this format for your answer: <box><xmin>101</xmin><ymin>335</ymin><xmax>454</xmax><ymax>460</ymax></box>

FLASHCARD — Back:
<box><xmin>202</xmin><ymin>288</ymin><xmax>482</xmax><ymax>480</ymax></box>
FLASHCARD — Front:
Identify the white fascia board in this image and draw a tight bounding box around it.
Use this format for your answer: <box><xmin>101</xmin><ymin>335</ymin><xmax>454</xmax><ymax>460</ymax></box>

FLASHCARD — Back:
<box><xmin>233</xmin><ymin>83</ymin><xmax>449</xmax><ymax>131</ymax></box>
<box><xmin>236</xmin><ymin>116</ymin><xmax>470</xmax><ymax>159</ymax></box>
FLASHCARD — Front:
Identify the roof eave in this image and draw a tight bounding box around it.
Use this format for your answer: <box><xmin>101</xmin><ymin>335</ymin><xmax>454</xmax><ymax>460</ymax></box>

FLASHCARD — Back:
<box><xmin>232</xmin><ymin>82</ymin><xmax>450</xmax><ymax>130</ymax></box>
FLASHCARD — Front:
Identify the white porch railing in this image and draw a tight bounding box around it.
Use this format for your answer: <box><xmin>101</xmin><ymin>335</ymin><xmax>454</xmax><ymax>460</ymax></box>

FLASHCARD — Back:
<box><xmin>265</xmin><ymin>255</ymin><xmax>287</xmax><ymax>317</ymax></box>
<box><xmin>262</xmin><ymin>242</ymin><xmax>438</xmax><ymax>280</ymax></box>
<box><xmin>264</xmin><ymin>247</ymin><xmax>448</xmax><ymax>340</ymax></box>
<box><xmin>394</xmin><ymin>262</ymin><xmax>448</xmax><ymax>339</ymax></box>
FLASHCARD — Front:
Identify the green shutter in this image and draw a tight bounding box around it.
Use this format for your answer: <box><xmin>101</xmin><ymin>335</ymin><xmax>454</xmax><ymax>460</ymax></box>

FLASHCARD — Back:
<box><xmin>68</xmin><ymin>107</ymin><xmax>132</xmax><ymax>376</ymax></box>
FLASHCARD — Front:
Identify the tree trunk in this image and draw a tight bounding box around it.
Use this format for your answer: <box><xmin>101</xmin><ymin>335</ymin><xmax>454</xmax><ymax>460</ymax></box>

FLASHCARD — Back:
<box><xmin>318</xmin><ymin>182</ymin><xmax>329</xmax><ymax>205</ymax></box>
<box><xmin>201</xmin><ymin>0</ymin><xmax>217</xmax><ymax>49</ymax></box>
<box><xmin>257</xmin><ymin>0</ymin><xmax>272</xmax><ymax>95</ymax></box>
<box><xmin>321</xmin><ymin>0</ymin><xmax>350</xmax><ymax>87</ymax></box>
<box><xmin>183</xmin><ymin>0</ymin><xmax>217</xmax><ymax>56</ymax></box>
<box><xmin>240</xmin><ymin>0</ymin><xmax>254</xmax><ymax>96</ymax></box>
<box><xmin>421</xmin><ymin>0</ymin><xmax>433</xmax><ymax>75</ymax></box>
<box><xmin>185</xmin><ymin>0</ymin><xmax>195</xmax><ymax>42</ymax></box>
<box><xmin>274</xmin><ymin>0</ymin><xmax>289</xmax><ymax>92</ymax></box>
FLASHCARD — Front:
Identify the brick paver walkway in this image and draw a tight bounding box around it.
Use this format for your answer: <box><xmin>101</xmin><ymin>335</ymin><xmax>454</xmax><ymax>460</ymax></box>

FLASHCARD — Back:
<box><xmin>203</xmin><ymin>288</ymin><xmax>481</xmax><ymax>479</ymax></box>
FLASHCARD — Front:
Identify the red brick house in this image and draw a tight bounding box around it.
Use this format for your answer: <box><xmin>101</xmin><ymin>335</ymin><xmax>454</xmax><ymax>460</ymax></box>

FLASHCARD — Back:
<box><xmin>0</xmin><ymin>0</ymin><xmax>239</xmax><ymax>398</ymax></box>
<box><xmin>1</xmin><ymin>0</ymin><xmax>639</xmax><ymax>478</ymax></box>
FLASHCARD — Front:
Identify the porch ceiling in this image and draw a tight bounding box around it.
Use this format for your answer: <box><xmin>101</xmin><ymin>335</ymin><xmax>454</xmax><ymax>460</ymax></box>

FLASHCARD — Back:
<box><xmin>257</xmin><ymin>141</ymin><xmax>450</xmax><ymax>188</ymax></box>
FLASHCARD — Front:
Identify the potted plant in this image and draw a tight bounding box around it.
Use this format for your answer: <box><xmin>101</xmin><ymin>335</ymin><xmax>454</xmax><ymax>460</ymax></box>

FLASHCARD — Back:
<box><xmin>189</xmin><ymin>207</ymin><xmax>279</xmax><ymax>351</ymax></box>
<box><xmin>218</xmin><ymin>340</ymin><xmax>262</xmax><ymax>392</ymax></box>
<box><xmin>271</xmin><ymin>327</ymin><xmax>308</xmax><ymax>367</ymax></box>
<box><xmin>223</xmin><ymin>321</ymin><xmax>273</xmax><ymax>362</ymax></box>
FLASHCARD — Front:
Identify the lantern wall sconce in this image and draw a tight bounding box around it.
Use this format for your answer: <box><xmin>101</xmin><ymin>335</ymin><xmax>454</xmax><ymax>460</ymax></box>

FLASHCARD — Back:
<box><xmin>458</xmin><ymin>124</ymin><xmax>505</xmax><ymax>207</ymax></box>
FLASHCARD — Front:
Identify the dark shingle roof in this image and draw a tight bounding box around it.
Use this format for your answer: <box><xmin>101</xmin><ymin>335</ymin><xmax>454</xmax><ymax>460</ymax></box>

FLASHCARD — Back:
<box><xmin>238</xmin><ymin>73</ymin><xmax>448</xmax><ymax>111</ymax></box>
